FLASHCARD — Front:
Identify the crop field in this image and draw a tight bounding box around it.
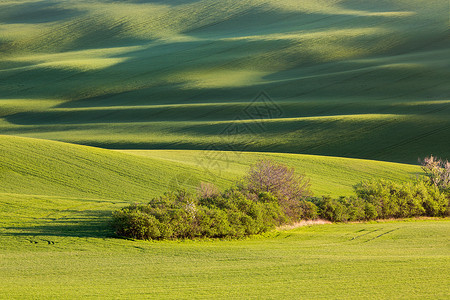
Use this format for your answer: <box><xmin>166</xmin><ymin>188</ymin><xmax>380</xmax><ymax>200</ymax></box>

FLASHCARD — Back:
<box><xmin>0</xmin><ymin>0</ymin><xmax>449</xmax><ymax>163</ymax></box>
<box><xmin>1</xmin><ymin>212</ymin><xmax>449</xmax><ymax>298</ymax></box>
<box><xmin>1</xmin><ymin>0</ymin><xmax>449</xmax><ymax>298</ymax></box>
<box><xmin>0</xmin><ymin>135</ymin><xmax>421</xmax><ymax>198</ymax></box>
<box><xmin>1</xmin><ymin>135</ymin><xmax>449</xmax><ymax>298</ymax></box>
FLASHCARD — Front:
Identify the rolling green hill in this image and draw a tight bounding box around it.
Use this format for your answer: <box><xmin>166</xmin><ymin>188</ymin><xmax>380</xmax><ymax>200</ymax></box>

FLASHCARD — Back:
<box><xmin>1</xmin><ymin>1</ymin><xmax>449</xmax><ymax>298</ymax></box>
<box><xmin>0</xmin><ymin>136</ymin><xmax>448</xmax><ymax>299</ymax></box>
<box><xmin>0</xmin><ymin>134</ymin><xmax>427</xmax><ymax>262</ymax></box>
<box><xmin>0</xmin><ymin>135</ymin><xmax>421</xmax><ymax>200</ymax></box>
<box><xmin>1</xmin><ymin>0</ymin><xmax>449</xmax><ymax>163</ymax></box>
<box><xmin>0</xmin><ymin>133</ymin><xmax>425</xmax><ymax>243</ymax></box>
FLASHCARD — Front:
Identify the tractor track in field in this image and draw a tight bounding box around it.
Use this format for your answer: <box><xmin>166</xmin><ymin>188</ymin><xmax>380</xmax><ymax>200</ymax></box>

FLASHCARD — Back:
<box><xmin>350</xmin><ymin>228</ymin><xmax>382</xmax><ymax>241</ymax></box>
<box><xmin>349</xmin><ymin>227</ymin><xmax>401</xmax><ymax>243</ymax></box>
<box><xmin>364</xmin><ymin>228</ymin><xmax>400</xmax><ymax>242</ymax></box>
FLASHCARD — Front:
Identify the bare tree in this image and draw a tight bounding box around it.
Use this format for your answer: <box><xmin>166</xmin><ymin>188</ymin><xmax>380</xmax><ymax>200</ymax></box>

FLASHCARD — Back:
<box><xmin>420</xmin><ymin>155</ymin><xmax>450</xmax><ymax>189</ymax></box>
<box><xmin>244</xmin><ymin>160</ymin><xmax>312</xmax><ymax>202</ymax></box>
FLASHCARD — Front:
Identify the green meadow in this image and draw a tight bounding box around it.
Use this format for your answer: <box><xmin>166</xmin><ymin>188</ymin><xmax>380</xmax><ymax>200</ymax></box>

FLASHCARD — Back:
<box><xmin>1</xmin><ymin>135</ymin><xmax>448</xmax><ymax>298</ymax></box>
<box><xmin>1</xmin><ymin>0</ymin><xmax>449</xmax><ymax>298</ymax></box>
<box><xmin>0</xmin><ymin>0</ymin><xmax>449</xmax><ymax>163</ymax></box>
<box><xmin>0</xmin><ymin>135</ymin><xmax>421</xmax><ymax>198</ymax></box>
<box><xmin>2</xmin><ymin>219</ymin><xmax>449</xmax><ymax>299</ymax></box>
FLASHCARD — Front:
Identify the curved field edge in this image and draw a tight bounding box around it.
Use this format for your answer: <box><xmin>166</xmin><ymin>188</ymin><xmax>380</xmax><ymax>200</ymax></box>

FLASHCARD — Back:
<box><xmin>0</xmin><ymin>135</ymin><xmax>421</xmax><ymax>201</ymax></box>
<box><xmin>118</xmin><ymin>149</ymin><xmax>421</xmax><ymax>196</ymax></box>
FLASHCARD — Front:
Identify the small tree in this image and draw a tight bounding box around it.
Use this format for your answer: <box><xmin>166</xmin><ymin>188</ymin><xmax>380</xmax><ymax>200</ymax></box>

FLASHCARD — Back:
<box><xmin>420</xmin><ymin>155</ymin><xmax>450</xmax><ymax>190</ymax></box>
<box><xmin>245</xmin><ymin>160</ymin><xmax>312</xmax><ymax>200</ymax></box>
<box><xmin>243</xmin><ymin>160</ymin><xmax>312</xmax><ymax>219</ymax></box>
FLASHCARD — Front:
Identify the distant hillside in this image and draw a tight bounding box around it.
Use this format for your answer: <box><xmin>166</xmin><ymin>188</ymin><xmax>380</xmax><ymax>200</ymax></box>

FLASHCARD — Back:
<box><xmin>0</xmin><ymin>0</ymin><xmax>449</xmax><ymax>163</ymax></box>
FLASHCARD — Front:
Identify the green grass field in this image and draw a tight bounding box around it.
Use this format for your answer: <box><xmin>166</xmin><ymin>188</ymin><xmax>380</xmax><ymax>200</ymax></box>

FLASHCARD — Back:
<box><xmin>0</xmin><ymin>135</ymin><xmax>422</xmax><ymax>198</ymax></box>
<box><xmin>0</xmin><ymin>0</ymin><xmax>449</xmax><ymax>163</ymax></box>
<box><xmin>1</xmin><ymin>0</ymin><xmax>449</xmax><ymax>298</ymax></box>
<box><xmin>1</xmin><ymin>217</ymin><xmax>449</xmax><ymax>299</ymax></box>
<box><xmin>1</xmin><ymin>135</ymin><xmax>449</xmax><ymax>298</ymax></box>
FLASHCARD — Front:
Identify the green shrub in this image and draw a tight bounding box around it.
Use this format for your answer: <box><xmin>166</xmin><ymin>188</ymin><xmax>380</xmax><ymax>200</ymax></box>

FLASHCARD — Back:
<box><xmin>311</xmin><ymin>196</ymin><xmax>349</xmax><ymax>222</ymax></box>
<box><xmin>112</xmin><ymin>189</ymin><xmax>285</xmax><ymax>240</ymax></box>
<box><xmin>113</xmin><ymin>161</ymin><xmax>450</xmax><ymax>241</ymax></box>
<box><xmin>307</xmin><ymin>177</ymin><xmax>449</xmax><ymax>222</ymax></box>
<box><xmin>341</xmin><ymin>197</ymin><xmax>366</xmax><ymax>221</ymax></box>
<box><xmin>355</xmin><ymin>178</ymin><xmax>449</xmax><ymax>218</ymax></box>
<box><xmin>364</xmin><ymin>202</ymin><xmax>378</xmax><ymax>220</ymax></box>
<box><xmin>112</xmin><ymin>206</ymin><xmax>162</xmax><ymax>240</ymax></box>
<box><xmin>298</xmin><ymin>200</ymin><xmax>319</xmax><ymax>220</ymax></box>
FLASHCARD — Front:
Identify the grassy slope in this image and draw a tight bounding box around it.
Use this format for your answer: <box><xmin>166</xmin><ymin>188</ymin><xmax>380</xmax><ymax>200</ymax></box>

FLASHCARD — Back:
<box><xmin>119</xmin><ymin>149</ymin><xmax>421</xmax><ymax>196</ymax></box>
<box><xmin>0</xmin><ymin>0</ymin><xmax>449</xmax><ymax>163</ymax></box>
<box><xmin>2</xmin><ymin>136</ymin><xmax>448</xmax><ymax>298</ymax></box>
<box><xmin>0</xmin><ymin>1</ymin><xmax>449</xmax><ymax>297</ymax></box>
<box><xmin>0</xmin><ymin>135</ymin><xmax>421</xmax><ymax>199</ymax></box>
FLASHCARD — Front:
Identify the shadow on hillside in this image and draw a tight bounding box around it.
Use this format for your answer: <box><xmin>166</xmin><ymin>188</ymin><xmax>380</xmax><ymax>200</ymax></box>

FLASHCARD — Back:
<box><xmin>3</xmin><ymin>210</ymin><xmax>116</xmax><ymax>239</ymax></box>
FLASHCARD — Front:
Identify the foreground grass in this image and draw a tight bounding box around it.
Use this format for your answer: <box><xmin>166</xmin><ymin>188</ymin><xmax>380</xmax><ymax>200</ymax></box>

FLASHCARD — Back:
<box><xmin>1</xmin><ymin>218</ymin><xmax>448</xmax><ymax>299</ymax></box>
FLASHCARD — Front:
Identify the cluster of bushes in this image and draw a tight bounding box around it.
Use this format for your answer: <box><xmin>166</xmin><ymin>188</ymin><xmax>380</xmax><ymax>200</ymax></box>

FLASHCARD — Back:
<box><xmin>113</xmin><ymin>160</ymin><xmax>312</xmax><ymax>240</ymax></box>
<box><xmin>113</xmin><ymin>189</ymin><xmax>285</xmax><ymax>240</ymax></box>
<box><xmin>112</xmin><ymin>157</ymin><xmax>449</xmax><ymax>240</ymax></box>
<box><xmin>310</xmin><ymin>178</ymin><xmax>449</xmax><ymax>222</ymax></box>
<box><xmin>306</xmin><ymin>156</ymin><xmax>449</xmax><ymax>222</ymax></box>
